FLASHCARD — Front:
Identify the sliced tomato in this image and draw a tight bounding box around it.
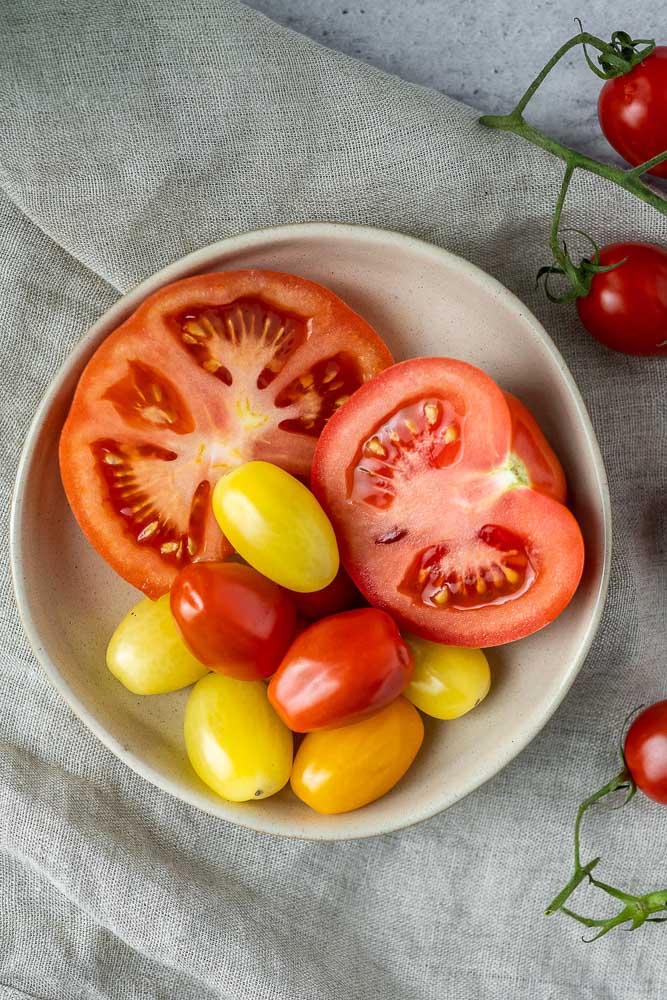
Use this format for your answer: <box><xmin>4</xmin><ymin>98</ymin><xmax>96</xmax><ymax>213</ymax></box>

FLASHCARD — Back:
<box><xmin>311</xmin><ymin>357</ymin><xmax>584</xmax><ymax>647</ymax></box>
<box><xmin>504</xmin><ymin>392</ymin><xmax>566</xmax><ymax>503</ymax></box>
<box><xmin>60</xmin><ymin>271</ymin><xmax>392</xmax><ymax>597</ymax></box>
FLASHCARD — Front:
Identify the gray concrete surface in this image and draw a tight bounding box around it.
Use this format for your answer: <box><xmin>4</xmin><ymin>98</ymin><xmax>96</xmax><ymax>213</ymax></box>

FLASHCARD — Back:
<box><xmin>248</xmin><ymin>0</ymin><xmax>662</xmax><ymax>162</ymax></box>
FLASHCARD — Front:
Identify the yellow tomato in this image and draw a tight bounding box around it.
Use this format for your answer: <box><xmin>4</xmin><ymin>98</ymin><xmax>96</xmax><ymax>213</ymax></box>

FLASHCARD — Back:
<box><xmin>403</xmin><ymin>635</ymin><xmax>490</xmax><ymax>719</ymax></box>
<box><xmin>212</xmin><ymin>461</ymin><xmax>339</xmax><ymax>592</ymax></box>
<box><xmin>185</xmin><ymin>673</ymin><xmax>293</xmax><ymax>802</ymax></box>
<box><xmin>107</xmin><ymin>594</ymin><xmax>208</xmax><ymax>695</ymax></box>
<box><xmin>290</xmin><ymin>697</ymin><xmax>423</xmax><ymax>814</ymax></box>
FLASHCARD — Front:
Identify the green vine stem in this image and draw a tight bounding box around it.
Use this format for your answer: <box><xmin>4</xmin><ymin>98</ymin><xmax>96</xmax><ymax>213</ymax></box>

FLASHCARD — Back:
<box><xmin>479</xmin><ymin>28</ymin><xmax>667</xmax><ymax>298</ymax></box>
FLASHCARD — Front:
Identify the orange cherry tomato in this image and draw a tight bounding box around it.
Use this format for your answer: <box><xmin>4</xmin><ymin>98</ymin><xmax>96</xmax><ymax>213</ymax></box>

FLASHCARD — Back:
<box><xmin>290</xmin><ymin>698</ymin><xmax>424</xmax><ymax>814</ymax></box>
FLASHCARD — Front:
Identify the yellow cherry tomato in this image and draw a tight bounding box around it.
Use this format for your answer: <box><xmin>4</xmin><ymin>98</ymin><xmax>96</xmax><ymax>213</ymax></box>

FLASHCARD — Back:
<box><xmin>403</xmin><ymin>635</ymin><xmax>490</xmax><ymax>720</ymax></box>
<box><xmin>107</xmin><ymin>594</ymin><xmax>208</xmax><ymax>695</ymax></box>
<box><xmin>185</xmin><ymin>673</ymin><xmax>293</xmax><ymax>802</ymax></box>
<box><xmin>290</xmin><ymin>697</ymin><xmax>423</xmax><ymax>814</ymax></box>
<box><xmin>212</xmin><ymin>461</ymin><xmax>339</xmax><ymax>592</ymax></box>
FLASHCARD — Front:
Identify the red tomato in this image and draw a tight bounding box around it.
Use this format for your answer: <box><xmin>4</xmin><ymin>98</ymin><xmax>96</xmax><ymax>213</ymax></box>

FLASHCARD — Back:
<box><xmin>576</xmin><ymin>243</ymin><xmax>667</xmax><ymax>356</ymax></box>
<box><xmin>504</xmin><ymin>392</ymin><xmax>566</xmax><ymax>503</ymax></box>
<box><xmin>624</xmin><ymin>701</ymin><xmax>667</xmax><ymax>805</ymax></box>
<box><xmin>598</xmin><ymin>47</ymin><xmax>667</xmax><ymax>178</ymax></box>
<box><xmin>268</xmin><ymin>608</ymin><xmax>413</xmax><ymax>732</ymax></box>
<box><xmin>170</xmin><ymin>561</ymin><xmax>297</xmax><ymax>680</ymax></box>
<box><xmin>60</xmin><ymin>271</ymin><xmax>392</xmax><ymax>597</ymax></box>
<box><xmin>311</xmin><ymin>357</ymin><xmax>584</xmax><ymax>647</ymax></box>
<box><xmin>288</xmin><ymin>566</ymin><xmax>364</xmax><ymax>621</ymax></box>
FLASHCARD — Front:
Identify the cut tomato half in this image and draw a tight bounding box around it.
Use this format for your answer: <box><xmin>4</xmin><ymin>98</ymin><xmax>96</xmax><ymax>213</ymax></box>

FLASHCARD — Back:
<box><xmin>60</xmin><ymin>271</ymin><xmax>393</xmax><ymax>597</ymax></box>
<box><xmin>504</xmin><ymin>392</ymin><xmax>566</xmax><ymax>503</ymax></box>
<box><xmin>311</xmin><ymin>358</ymin><xmax>584</xmax><ymax>647</ymax></box>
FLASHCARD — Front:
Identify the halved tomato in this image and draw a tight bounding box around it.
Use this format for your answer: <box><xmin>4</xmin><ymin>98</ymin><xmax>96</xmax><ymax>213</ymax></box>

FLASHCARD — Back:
<box><xmin>504</xmin><ymin>392</ymin><xmax>566</xmax><ymax>503</ymax></box>
<box><xmin>59</xmin><ymin>271</ymin><xmax>392</xmax><ymax>597</ymax></box>
<box><xmin>311</xmin><ymin>357</ymin><xmax>584</xmax><ymax>647</ymax></box>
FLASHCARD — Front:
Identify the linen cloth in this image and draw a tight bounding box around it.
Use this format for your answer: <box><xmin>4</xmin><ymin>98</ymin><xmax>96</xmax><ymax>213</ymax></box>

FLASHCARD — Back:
<box><xmin>1</xmin><ymin>1</ymin><xmax>666</xmax><ymax>997</ymax></box>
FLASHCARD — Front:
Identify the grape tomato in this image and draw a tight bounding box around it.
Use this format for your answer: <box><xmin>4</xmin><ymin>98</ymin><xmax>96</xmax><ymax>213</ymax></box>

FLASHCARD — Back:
<box><xmin>291</xmin><ymin>698</ymin><xmax>424</xmax><ymax>814</ymax></box>
<box><xmin>106</xmin><ymin>594</ymin><xmax>208</xmax><ymax>695</ymax></box>
<box><xmin>403</xmin><ymin>635</ymin><xmax>490</xmax><ymax>719</ymax></box>
<box><xmin>212</xmin><ymin>461</ymin><xmax>339</xmax><ymax>592</ymax></box>
<box><xmin>185</xmin><ymin>673</ymin><xmax>292</xmax><ymax>802</ymax></box>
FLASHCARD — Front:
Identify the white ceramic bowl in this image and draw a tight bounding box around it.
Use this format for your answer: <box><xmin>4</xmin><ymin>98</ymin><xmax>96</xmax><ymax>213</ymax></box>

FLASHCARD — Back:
<box><xmin>11</xmin><ymin>223</ymin><xmax>611</xmax><ymax>840</ymax></box>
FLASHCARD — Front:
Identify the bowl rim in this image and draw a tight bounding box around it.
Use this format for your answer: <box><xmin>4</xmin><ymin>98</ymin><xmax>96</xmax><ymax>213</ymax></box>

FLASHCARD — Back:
<box><xmin>9</xmin><ymin>221</ymin><xmax>612</xmax><ymax>840</ymax></box>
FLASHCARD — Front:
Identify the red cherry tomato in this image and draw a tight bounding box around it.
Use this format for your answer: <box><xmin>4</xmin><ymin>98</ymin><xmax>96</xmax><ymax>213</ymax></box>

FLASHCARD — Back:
<box><xmin>288</xmin><ymin>566</ymin><xmax>364</xmax><ymax>621</ymax></box>
<box><xmin>598</xmin><ymin>47</ymin><xmax>667</xmax><ymax>179</ymax></box>
<box><xmin>268</xmin><ymin>608</ymin><xmax>413</xmax><ymax>732</ymax></box>
<box><xmin>504</xmin><ymin>392</ymin><xmax>566</xmax><ymax>503</ymax></box>
<box><xmin>576</xmin><ymin>243</ymin><xmax>667</xmax><ymax>356</ymax></box>
<box><xmin>312</xmin><ymin>358</ymin><xmax>584</xmax><ymax>647</ymax></box>
<box><xmin>624</xmin><ymin>701</ymin><xmax>667</xmax><ymax>805</ymax></box>
<box><xmin>170</xmin><ymin>561</ymin><xmax>296</xmax><ymax>680</ymax></box>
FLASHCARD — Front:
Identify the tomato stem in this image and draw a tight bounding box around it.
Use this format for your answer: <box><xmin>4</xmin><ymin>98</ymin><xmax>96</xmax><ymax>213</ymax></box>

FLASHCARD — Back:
<box><xmin>479</xmin><ymin>27</ymin><xmax>667</xmax><ymax>303</ymax></box>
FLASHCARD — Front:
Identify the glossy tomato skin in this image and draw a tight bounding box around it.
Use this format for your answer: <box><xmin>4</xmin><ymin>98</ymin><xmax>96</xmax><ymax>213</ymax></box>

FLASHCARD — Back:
<box><xmin>403</xmin><ymin>635</ymin><xmax>490</xmax><ymax>720</ymax></box>
<box><xmin>185</xmin><ymin>673</ymin><xmax>293</xmax><ymax>801</ymax></box>
<box><xmin>576</xmin><ymin>243</ymin><xmax>667</xmax><ymax>356</ymax></box>
<box><xmin>598</xmin><ymin>48</ymin><xmax>667</xmax><ymax>179</ymax></box>
<box><xmin>624</xmin><ymin>701</ymin><xmax>667</xmax><ymax>805</ymax></box>
<box><xmin>107</xmin><ymin>594</ymin><xmax>208</xmax><ymax>695</ymax></box>
<box><xmin>290</xmin><ymin>697</ymin><xmax>424</xmax><ymax>814</ymax></box>
<box><xmin>268</xmin><ymin>608</ymin><xmax>413</xmax><ymax>732</ymax></box>
<box><xmin>212</xmin><ymin>461</ymin><xmax>339</xmax><ymax>592</ymax></box>
<box><xmin>288</xmin><ymin>566</ymin><xmax>364</xmax><ymax>621</ymax></box>
<box><xmin>60</xmin><ymin>270</ymin><xmax>392</xmax><ymax>598</ymax></box>
<box><xmin>504</xmin><ymin>392</ymin><xmax>566</xmax><ymax>503</ymax></box>
<box><xmin>170</xmin><ymin>561</ymin><xmax>296</xmax><ymax>680</ymax></box>
<box><xmin>312</xmin><ymin>357</ymin><xmax>584</xmax><ymax>647</ymax></box>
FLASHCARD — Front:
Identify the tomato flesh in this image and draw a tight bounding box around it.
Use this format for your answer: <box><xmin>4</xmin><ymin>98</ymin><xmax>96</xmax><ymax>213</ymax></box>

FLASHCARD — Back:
<box><xmin>598</xmin><ymin>47</ymin><xmax>667</xmax><ymax>179</ymax></box>
<box><xmin>60</xmin><ymin>271</ymin><xmax>392</xmax><ymax>597</ymax></box>
<box><xmin>504</xmin><ymin>392</ymin><xmax>566</xmax><ymax>503</ymax></box>
<box><xmin>268</xmin><ymin>608</ymin><xmax>413</xmax><ymax>732</ymax></box>
<box><xmin>312</xmin><ymin>357</ymin><xmax>584</xmax><ymax>647</ymax></box>
<box><xmin>624</xmin><ymin>701</ymin><xmax>667</xmax><ymax>805</ymax></box>
<box><xmin>170</xmin><ymin>561</ymin><xmax>297</xmax><ymax>680</ymax></box>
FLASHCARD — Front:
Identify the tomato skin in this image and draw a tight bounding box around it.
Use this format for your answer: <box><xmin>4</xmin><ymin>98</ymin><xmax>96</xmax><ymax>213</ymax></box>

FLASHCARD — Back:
<box><xmin>624</xmin><ymin>701</ymin><xmax>667</xmax><ymax>805</ymax></box>
<box><xmin>107</xmin><ymin>593</ymin><xmax>209</xmax><ymax>695</ymax></box>
<box><xmin>170</xmin><ymin>561</ymin><xmax>296</xmax><ymax>680</ymax></box>
<box><xmin>268</xmin><ymin>608</ymin><xmax>413</xmax><ymax>732</ymax></box>
<box><xmin>212</xmin><ymin>461</ymin><xmax>339</xmax><ymax>592</ymax></box>
<box><xmin>290</xmin><ymin>697</ymin><xmax>424</xmax><ymax>814</ymax></box>
<box><xmin>288</xmin><ymin>566</ymin><xmax>364</xmax><ymax>621</ymax></box>
<box><xmin>576</xmin><ymin>243</ymin><xmax>667</xmax><ymax>356</ymax></box>
<box><xmin>598</xmin><ymin>47</ymin><xmax>667</xmax><ymax>179</ymax></box>
<box><xmin>504</xmin><ymin>392</ymin><xmax>566</xmax><ymax>503</ymax></box>
<box><xmin>60</xmin><ymin>270</ymin><xmax>391</xmax><ymax>599</ymax></box>
<box><xmin>312</xmin><ymin>357</ymin><xmax>584</xmax><ymax>648</ymax></box>
<box><xmin>185</xmin><ymin>673</ymin><xmax>293</xmax><ymax>801</ymax></box>
<box><xmin>403</xmin><ymin>635</ymin><xmax>490</xmax><ymax>720</ymax></box>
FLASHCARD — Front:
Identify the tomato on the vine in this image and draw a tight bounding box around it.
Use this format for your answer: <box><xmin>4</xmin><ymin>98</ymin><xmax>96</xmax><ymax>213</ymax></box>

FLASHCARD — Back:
<box><xmin>598</xmin><ymin>46</ymin><xmax>667</xmax><ymax>179</ymax></box>
<box><xmin>60</xmin><ymin>271</ymin><xmax>391</xmax><ymax>597</ymax></box>
<box><xmin>624</xmin><ymin>701</ymin><xmax>667</xmax><ymax>805</ymax></box>
<box><xmin>170</xmin><ymin>561</ymin><xmax>296</xmax><ymax>680</ymax></box>
<box><xmin>576</xmin><ymin>243</ymin><xmax>667</xmax><ymax>356</ymax></box>
<box><xmin>268</xmin><ymin>608</ymin><xmax>413</xmax><ymax>732</ymax></box>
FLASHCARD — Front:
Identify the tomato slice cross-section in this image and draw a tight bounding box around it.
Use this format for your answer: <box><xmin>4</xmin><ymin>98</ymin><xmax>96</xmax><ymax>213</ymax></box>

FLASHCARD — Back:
<box><xmin>59</xmin><ymin>270</ymin><xmax>393</xmax><ymax>597</ymax></box>
<box><xmin>311</xmin><ymin>357</ymin><xmax>584</xmax><ymax>647</ymax></box>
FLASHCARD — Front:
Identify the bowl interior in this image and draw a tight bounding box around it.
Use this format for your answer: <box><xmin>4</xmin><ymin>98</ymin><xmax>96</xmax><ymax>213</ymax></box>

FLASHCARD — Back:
<box><xmin>12</xmin><ymin>224</ymin><xmax>609</xmax><ymax>839</ymax></box>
